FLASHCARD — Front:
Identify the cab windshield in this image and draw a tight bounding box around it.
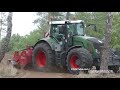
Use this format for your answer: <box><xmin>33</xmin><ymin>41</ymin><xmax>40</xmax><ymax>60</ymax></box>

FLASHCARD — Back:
<box><xmin>67</xmin><ymin>23</ymin><xmax>84</xmax><ymax>36</ymax></box>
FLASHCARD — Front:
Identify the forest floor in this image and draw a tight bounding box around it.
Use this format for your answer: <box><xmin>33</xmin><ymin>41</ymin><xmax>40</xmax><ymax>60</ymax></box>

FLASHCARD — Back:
<box><xmin>0</xmin><ymin>53</ymin><xmax>120</xmax><ymax>78</ymax></box>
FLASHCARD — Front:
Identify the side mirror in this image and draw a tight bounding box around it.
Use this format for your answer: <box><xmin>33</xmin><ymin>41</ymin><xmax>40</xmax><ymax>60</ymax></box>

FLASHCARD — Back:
<box><xmin>47</xmin><ymin>21</ymin><xmax>49</xmax><ymax>24</ymax></box>
<box><xmin>86</xmin><ymin>24</ymin><xmax>97</xmax><ymax>32</ymax></box>
<box><xmin>94</xmin><ymin>25</ymin><xmax>97</xmax><ymax>31</ymax></box>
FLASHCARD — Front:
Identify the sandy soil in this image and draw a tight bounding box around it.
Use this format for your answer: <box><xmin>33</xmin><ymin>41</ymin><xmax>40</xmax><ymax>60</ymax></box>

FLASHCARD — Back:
<box><xmin>16</xmin><ymin>68</ymin><xmax>120</xmax><ymax>78</ymax></box>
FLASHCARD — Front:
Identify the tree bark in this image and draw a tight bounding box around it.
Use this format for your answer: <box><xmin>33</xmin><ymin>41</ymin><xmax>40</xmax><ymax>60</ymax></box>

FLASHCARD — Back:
<box><xmin>66</xmin><ymin>12</ymin><xmax>70</xmax><ymax>20</ymax></box>
<box><xmin>100</xmin><ymin>12</ymin><xmax>112</xmax><ymax>70</ymax></box>
<box><xmin>0</xmin><ymin>12</ymin><xmax>13</xmax><ymax>62</ymax></box>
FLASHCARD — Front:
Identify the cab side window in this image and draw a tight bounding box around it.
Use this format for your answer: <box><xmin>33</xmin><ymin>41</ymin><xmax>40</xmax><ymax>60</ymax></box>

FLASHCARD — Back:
<box><xmin>51</xmin><ymin>25</ymin><xmax>59</xmax><ymax>37</ymax></box>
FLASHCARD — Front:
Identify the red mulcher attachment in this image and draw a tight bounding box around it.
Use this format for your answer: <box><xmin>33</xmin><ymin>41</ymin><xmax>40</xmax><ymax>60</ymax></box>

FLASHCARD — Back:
<box><xmin>12</xmin><ymin>45</ymin><xmax>33</xmax><ymax>69</ymax></box>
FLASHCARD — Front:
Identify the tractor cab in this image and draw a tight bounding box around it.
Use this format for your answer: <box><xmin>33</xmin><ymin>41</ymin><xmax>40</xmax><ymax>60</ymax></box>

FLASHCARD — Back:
<box><xmin>49</xmin><ymin>20</ymin><xmax>85</xmax><ymax>36</ymax></box>
<box><xmin>48</xmin><ymin>20</ymin><xmax>86</xmax><ymax>47</ymax></box>
<box><xmin>48</xmin><ymin>20</ymin><xmax>96</xmax><ymax>38</ymax></box>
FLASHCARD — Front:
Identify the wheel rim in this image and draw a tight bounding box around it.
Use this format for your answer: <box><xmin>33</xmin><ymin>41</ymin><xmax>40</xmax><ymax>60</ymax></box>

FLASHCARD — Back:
<box><xmin>36</xmin><ymin>50</ymin><xmax>47</xmax><ymax>67</ymax></box>
<box><xmin>70</xmin><ymin>55</ymin><xmax>80</xmax><ymax>69</ymax></box>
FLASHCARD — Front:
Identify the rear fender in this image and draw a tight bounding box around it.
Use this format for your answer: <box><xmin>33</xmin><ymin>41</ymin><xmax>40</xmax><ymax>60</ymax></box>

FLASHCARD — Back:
<box><xmin>33</xmin><ymin>37</ymin><xmax>62</xmax><ymax>51</ymax></box>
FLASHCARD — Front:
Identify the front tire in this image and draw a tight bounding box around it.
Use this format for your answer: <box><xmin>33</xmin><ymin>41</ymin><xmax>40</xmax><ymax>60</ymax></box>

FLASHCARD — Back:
<box><xmin>96</xmin><ymin>66</ymin><xmax>100</xmax><ymax>70</ymax></box>
<box><xmin>32</xmin><ymin>42</ymin><xmax>55</xmax><ymax>72</ymax></box>
<box><xmin>66</xmin><ymin>48</ymin><xmax>93</xmax><ymax>75</ymax></box>
<box><xmin>108</xmin><ymin>65</ymin><xmax>119</xmax><ymax>73</ymax></box>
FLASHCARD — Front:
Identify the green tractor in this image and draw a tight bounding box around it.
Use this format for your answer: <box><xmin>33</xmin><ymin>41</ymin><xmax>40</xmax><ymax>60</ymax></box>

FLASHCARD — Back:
<box><xmin>32</xmin><ymin>20</ymin><xmax>120</xmax><ymax>74</ymax></box>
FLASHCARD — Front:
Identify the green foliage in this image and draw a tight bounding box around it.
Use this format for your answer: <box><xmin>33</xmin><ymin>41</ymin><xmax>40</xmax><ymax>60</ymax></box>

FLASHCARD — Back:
<box><xmin>75</xmin><ymin>12</ymin><xmax>106</xmax><ymax>38</ymax></box>
<box><xmin>110</xmin><ymin>12</ymin><xmax>120</xmax><ymax>50</ymax></box>
<box><xmin>8</xmin><ymin>29</ymin><xmax>43</xmax><ymax>51</ymax></box>
<box><xmin>75</xmin><ymin>12</ymin><xmax>120</xmax><ymax>50</ymax></box>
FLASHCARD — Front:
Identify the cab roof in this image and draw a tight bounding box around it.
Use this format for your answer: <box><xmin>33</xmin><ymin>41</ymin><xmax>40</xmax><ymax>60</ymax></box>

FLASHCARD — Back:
<box><xmin>49</xmin><ymin>20</ymin><xmax>84</xmax><ymax>25</ymax></box>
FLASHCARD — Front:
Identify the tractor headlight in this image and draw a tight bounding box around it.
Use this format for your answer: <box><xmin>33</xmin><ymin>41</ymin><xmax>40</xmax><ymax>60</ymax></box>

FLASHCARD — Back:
<box><xmin>98</xmin><ymin>40</ymin><xmax>103</xmax><ymax>44</ymax></box>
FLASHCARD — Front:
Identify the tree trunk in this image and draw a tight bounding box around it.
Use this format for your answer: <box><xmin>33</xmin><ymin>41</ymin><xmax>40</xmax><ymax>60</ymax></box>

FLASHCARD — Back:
<box><xmin>66</xmin><ymin>12</ymin><xmax>70</xmax><ymax>20</ymax></box>
<box><xmin>0</xmin><ymin>12</ymin><xmax>13</xmax><ymax>62</ymax></box>
<box><xmin>100</xmin><ymin>12</ymin><xmax>112</xmax><ymax>70</ymax></box>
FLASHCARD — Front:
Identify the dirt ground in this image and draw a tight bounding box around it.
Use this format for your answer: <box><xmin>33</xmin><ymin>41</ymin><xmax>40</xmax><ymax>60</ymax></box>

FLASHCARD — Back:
<box><xmin>1</xmin><ymin>53</ymin><xmax>120</xmax><ymax>78</ymax></box>
<box><xmin>14</xmin><ymin>67</ymin><xmax>120</xmax><ymax>78</ymax></box>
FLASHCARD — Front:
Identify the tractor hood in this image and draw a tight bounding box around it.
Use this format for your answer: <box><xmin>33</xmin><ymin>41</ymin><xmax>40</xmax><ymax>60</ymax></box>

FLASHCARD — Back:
<box><xmin>80</xmin><ymin>36</ymin><xmax>103</xmax><ymax>43</ymax></box>
<box><xmin>78</xmin><ymin>36</ymin><xmax>104</xmax><ymax>49</ymax></box>
<box><xmin>82</xmin><ymin>36</ymin><xmax>103</xmax><ymax>44</ymax></box>
<box><xmin>81</xmin><ymin>36</ymin><xmax>103</xmax><ymax>49</ymax></box>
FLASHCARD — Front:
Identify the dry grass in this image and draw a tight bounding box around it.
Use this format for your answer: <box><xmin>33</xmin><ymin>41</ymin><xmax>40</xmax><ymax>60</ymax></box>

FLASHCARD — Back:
<box><xmin>71</xmin><ymin>70</ymin><xmax>120</xmax><ymax>78</ymax></box>
<box><xmin>0</xmin><ymin>53</ymin><xmax>18</xmax><ymax>78</ymax></box>
<box><xmin>0</xmin><ymin>63</ymin><xmax>18</xmax><ymax>77</ymax></box>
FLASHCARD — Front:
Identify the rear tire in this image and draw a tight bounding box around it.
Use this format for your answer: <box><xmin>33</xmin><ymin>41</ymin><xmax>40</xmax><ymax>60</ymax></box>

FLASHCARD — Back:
<box><xmin>66</xmin><ymin>48</ymin><xmax>93</xmax><ymax>75</ymax></box>
<box><xmin>32</xmin><ymin>42</ymin><xmax>55</xmax><ymax>72</ymax></box>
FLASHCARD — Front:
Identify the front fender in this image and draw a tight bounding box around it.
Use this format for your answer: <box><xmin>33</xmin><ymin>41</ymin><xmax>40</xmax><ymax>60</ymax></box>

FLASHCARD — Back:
<box><xmin>67</xmin><ymin>45</ymin><xmax>82</xmax><ymax>54</ymax></box>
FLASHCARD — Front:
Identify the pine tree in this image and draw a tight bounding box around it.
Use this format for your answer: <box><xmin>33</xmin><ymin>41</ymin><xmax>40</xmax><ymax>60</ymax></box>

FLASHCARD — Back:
<box><xmin>100</xmin><ymin>12</ymin><xmax>113</xmax><ymax>70</ymax></box>
<box><xmin>0</xmin><ymin>12</ymin><xmax>13</xmax><ymax>62</ymax></box>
